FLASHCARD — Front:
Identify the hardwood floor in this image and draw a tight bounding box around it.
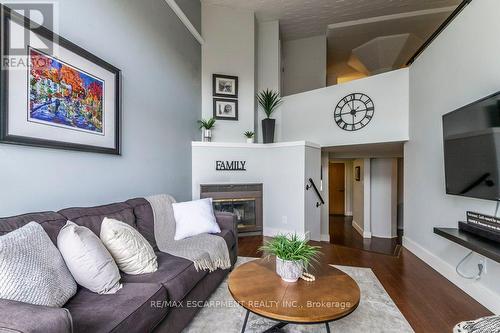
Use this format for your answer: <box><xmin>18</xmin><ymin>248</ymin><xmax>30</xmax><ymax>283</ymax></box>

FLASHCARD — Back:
<box><xmin>238</xmin><ymin>236</ymin><xmax>492</xmax><ymax>333</ymax></box>
<box><xmin>330</xmin><ymin>215</ymin><xmax>402</xmax><ymax>256</ymax></box>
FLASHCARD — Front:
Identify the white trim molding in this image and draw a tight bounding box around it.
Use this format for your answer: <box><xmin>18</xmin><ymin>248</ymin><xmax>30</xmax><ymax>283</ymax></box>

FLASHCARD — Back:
<box><xmin>263</xmin><ymin>227</ymin><xmax>308</xmax><ymax>241</ymax></box>
<box><xmin>192</xmin><ymin>141</ymin><xmax>321</xmax><ymax>149</ymax></box>
<box><xmin>328</xmin><ymin>6</ymin><xmax>456</xmax><ymax>30</ymax></box>
<box><xmin>403</xmin><ymin>236</ymin><xmax>500</xmax><ymax>314</ymax></box>
<box><xmin>352</xmin><ymin>220</ymin><xmax>372</xmax><ymax>238</ymax></box>
<box><xmin>320</xmin><ymin>234</ymin><xmax>330</xmax><ymax>242</ymax></box>
<box><xmin>164</xmin><ymin>0</ymin><xmax>204</xmax><ymax>44</ymax></box>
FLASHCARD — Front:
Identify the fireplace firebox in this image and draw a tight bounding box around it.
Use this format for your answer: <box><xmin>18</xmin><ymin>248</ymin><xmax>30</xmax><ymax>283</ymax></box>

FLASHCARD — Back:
<box><xmin>200</xmin><ymin>184</ymin><xmax>263</xmax><ymax>236</ymax></box>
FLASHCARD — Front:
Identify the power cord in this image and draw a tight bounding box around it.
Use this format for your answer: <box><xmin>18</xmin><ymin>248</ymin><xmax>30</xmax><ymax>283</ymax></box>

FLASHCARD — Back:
<box><xmin>456</xmin><ymin>251</ymin><xmax>484</xmax><ymax>280</ymax></box>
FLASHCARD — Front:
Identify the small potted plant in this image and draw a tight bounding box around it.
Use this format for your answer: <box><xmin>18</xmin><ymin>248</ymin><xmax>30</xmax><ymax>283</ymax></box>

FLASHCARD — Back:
<box><xmin>257</xmin><ymin>89</ymin><xmax>283</xmax><ymax>144</ymax></box>
<box><xmin>244</xmin><ymin>131</ymin><xmax>254</xmax><ymax>143</ymax></box>
<box><xmin>197</xmin><ymin>118</ymin><xmax>216</xmax><ymax>142</ymax></box>
<box><xmin>259</xmin><ymin>234</ymin><xmax>320</xmax><ymax>283</ymax></box>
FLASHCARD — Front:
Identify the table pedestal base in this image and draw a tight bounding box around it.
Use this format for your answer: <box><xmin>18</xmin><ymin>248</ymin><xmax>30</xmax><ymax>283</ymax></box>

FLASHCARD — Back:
<box><xmin>241</xmin><ymin>310</ymin><xmax>331</xmax><ymax>333</ymax></box>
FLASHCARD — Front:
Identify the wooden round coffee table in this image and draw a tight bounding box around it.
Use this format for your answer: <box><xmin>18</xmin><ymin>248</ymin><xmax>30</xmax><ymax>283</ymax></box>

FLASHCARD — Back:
<box><xmin>228</xmin><ymin>258</ymin><xmax>360</xmax><ymax>332</ymax></box>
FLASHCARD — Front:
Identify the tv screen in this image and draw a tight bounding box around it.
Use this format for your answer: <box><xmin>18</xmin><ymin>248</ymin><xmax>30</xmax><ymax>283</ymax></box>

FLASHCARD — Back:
<box><xmin>443</xmin><ymin>92</ymin><xmax>500</xmax><ymax>201</ymax></box>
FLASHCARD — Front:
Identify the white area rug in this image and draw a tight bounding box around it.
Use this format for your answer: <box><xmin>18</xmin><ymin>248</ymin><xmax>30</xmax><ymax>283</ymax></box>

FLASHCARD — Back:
<box><xmin>183</xmin><ymin>257</ymin><xmax>414</xmax><ymax>333</ymax></box>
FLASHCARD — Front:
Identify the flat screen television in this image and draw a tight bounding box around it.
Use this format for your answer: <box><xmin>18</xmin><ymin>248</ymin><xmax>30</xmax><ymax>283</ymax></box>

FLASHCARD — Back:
<box><xmin>443</xmin><ymin>91</ymin><xmax>500</xmax><ymax>201</ymax></box>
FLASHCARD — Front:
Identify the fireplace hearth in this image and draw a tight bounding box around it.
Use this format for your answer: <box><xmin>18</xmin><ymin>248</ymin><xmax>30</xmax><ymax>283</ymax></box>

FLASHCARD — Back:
<box><xmin>200</xmin><ymin>183</ymin><xmax>263</xmax><ymax>236</ymax></box>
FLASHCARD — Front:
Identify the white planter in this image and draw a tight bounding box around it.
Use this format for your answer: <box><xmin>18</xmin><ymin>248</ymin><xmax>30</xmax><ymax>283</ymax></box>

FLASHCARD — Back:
<box><xmin>246</xmin><ymin>138</ymin><xmax>253</xmax><ymax>143</ymax></box>
<box><xmin>276</xmin><ymin>257</ymin><xmax>303</xmax><ymax>283</ymax></box>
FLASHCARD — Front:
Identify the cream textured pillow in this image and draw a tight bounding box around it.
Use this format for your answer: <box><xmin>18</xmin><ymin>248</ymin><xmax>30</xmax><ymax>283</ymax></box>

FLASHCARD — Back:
<box><xmin>100</xmin><ymin>217</ymin><xmax>158</xmax><ymax>275</ymax></box>
<box><xmin>172</xmin><ymin>198</ymin><xmax>221</xmax><ymax>240</ymax></box>
<box><xmin>58</xmin><ymin>221</ymin><xmax>122</xmax><ymax>294</ymax></box>
<box><xmin>0</xmin><ymin>222</ymin><xmax>77</xmax><ymax>307</ymax></box>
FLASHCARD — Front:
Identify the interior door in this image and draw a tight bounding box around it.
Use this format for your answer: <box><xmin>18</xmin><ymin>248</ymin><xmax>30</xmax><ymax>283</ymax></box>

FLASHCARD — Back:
<box><xmin>329</xmin><ymin>163</ymin><xmax>345</xmax><ymax>215</ymax></box>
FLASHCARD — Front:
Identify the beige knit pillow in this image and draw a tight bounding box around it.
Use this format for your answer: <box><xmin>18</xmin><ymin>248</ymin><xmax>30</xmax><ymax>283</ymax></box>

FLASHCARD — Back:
<box><xmin>100</xmin><ymin>217</ymin><xmax>158</xmax><ymax>275</ymax></box>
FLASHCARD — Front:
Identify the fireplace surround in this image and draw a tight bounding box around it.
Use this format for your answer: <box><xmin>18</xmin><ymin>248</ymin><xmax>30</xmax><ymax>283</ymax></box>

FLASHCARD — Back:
<box><xmin>200</xmin><ymin>183</ymin><xmax>263</xmax><ymax>236</ymax></box>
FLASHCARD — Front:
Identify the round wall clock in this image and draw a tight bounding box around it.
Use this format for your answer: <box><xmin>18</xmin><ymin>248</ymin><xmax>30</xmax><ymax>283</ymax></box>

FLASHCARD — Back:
<box><xmin>334</xmin><ymin>93</ymin><xmax>374</xmax><ymax>131</ymax></box>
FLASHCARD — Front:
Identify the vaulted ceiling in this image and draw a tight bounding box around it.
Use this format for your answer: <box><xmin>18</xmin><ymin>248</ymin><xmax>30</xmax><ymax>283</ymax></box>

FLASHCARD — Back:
<box><xmin>202</xmin><ymin>0</ymin><xmax>461</xmax><ymax>41</ymax></box>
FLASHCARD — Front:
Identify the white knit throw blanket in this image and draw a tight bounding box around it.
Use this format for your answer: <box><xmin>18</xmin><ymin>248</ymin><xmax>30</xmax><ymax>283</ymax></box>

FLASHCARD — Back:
<box><xmin>145</xmin><ymin>194</ymin><xmax>231</xmax><ymax>272</ymax></box>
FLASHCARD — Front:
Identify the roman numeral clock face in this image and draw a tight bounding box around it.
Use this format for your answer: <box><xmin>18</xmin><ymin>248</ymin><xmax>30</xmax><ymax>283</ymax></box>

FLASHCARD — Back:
<box><xmin>334</xmin><ymin>93</ymin><xmax>374</xmax><ymax>131</ymax></box>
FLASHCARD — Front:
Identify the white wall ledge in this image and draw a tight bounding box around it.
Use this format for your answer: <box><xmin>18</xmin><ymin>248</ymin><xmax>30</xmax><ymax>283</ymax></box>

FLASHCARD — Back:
<box><xmin>192</xmin><ymin>140</ymin><xmax>321</xmax><ymax>149</ymax></box>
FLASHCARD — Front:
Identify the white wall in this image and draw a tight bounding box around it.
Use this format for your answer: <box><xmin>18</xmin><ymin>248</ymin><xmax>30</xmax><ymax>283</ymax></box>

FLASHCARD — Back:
<box><xmin>0</xmin><ymin>0</ymin><xmax>201</xmax><ymax>216</ymax></box>
<box><xmin>256</xmin><ymin>20</ymin><xmax>281</xmax><ymax>143</ymax></box>
<box><xmin>304</xmin><ymin>146</ymin><xmax>322</xmax><ymax>241</ymax></box>
<box><xmin>352</xmin><ymin>159</ymin><xmax>366</xmax><ymax>236</ymax></box>
<box><xmin>282</xmin><ymin>35</ymin><xmax>326</xmax><ymax>96</ymax></box>
<box><xmin>191</xmin><ymin>141</ymin><xmax>322</xmax><ymax>240</ymax></box>
<box><xmin>280</xmin><ymin>68</ymin><xmax>409</xmax><ymax>146</ymax></box>
<box><xmin>405</xmin><ymin>0</ymin><xmax>500</xmax><ymax>312</ymax></box>
<box><xmin>201</xmin><ymin>4</ymin><xmax>255</xmax><ymax>142</ymax></box>
<box><xmin>344</xmin><ymin>160</ymin><xmax>354</xmax><ymax>216</ymax></box>
<box><xmin>320</xmin><ymin>151</ymin><xmax>330</xmax><ymax>241</ymax></box>
<box><xmin>371</xmin><ymin>158</ymin><xmax>398</xmax><ymax>238</ymax></box>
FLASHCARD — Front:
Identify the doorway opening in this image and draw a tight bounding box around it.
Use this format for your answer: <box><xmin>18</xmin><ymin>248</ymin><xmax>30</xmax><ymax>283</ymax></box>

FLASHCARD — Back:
<box><xmin>322</xmin><ymin>143</ymin><xmax>404</xmax><ymax>256</ymax></box>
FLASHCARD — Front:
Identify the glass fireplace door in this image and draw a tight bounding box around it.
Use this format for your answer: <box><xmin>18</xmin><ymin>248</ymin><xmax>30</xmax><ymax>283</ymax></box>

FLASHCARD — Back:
<box><xmin>213</xmin><ymin>198</ymin><xmax>256</xmax><ymax>231</ymax></box>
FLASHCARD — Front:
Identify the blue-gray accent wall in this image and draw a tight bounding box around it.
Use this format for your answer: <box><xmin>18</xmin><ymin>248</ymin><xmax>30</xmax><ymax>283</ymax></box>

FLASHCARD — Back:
<box><xmin>0</xmin><ymin>0</ymin><xmax>201</xmax><ymax>216</ymax></box>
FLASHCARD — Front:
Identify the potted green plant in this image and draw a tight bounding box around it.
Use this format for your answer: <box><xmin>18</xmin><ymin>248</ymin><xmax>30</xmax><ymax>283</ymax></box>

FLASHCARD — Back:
<box><xmin>244</xmin><ymin>131</ymin><xmax>254</xmax><ymax>143</ymax></box>
<box><xmin>257</xmin><ymin>89</ymin><xmax>283</xmax><ymax>143</ymax></box>
<box><xmin>197</xmin><ymin>118</ymin><xmax>216</xmax><ymax>142</ymax></box>
<box><xmin>259</xmin><ymin>234</ymin><xmax>321</xmax><ymax>282</ymax></box>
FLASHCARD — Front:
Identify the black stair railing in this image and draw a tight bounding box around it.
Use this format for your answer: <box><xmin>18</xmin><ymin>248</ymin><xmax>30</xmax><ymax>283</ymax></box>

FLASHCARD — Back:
<box><xmin>306</xmin><ymin>178</ymin><xmax>325</xmax><ymax>207</ymax></box>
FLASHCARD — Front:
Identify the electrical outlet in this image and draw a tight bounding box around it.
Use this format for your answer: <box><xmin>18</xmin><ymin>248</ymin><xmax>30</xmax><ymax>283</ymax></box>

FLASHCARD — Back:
<box><xmin>281</xmin><ymin>216</ymin><xmax>288</xmax><ymax>225</ymax></box>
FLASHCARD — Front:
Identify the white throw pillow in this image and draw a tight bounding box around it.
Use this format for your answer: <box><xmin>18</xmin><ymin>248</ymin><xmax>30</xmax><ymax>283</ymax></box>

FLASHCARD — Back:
<box><xmin>172</xmin><ymin>198</ymin><xmax>221</xmax><ymax>240</ymax></box>
<box><xmin>0</xmin><ymin>222</ymin><xmax>77</xmax><ymax>307</ymax></box>
<box><xmin>100</xmin><ymin>217</ymin><xmax>158</xmax><ymax>275</ymax></box>
<box><xmin>57</xmin><ymin>221</ymin><xmax>122</xmax><ymax>294</ymax></box>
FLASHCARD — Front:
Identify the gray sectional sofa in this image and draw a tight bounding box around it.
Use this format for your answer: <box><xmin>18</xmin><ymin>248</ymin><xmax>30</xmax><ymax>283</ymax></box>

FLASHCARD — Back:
<box><xmin>0</xmin><ymin>197</ymin><xmax>238</xmax><ymax>333</ymax></box>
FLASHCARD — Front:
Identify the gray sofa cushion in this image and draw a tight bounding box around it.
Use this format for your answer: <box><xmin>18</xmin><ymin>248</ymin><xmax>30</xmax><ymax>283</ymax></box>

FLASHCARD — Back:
<box><xmin>0</xmin><ymin>211</ymin><xmax>66</xmax><ymax>245</ymax></box>
<box><xmin>121</xmin><ymin>252</ymin><xmax>207</xmax><ymax>302</ymax></box>
<box><xmin>59</xmin><ymin>202</ymin><xmax>135</xmax><ymax>237</ymax></box>
<box><xmin>215</xmin><ymin>229</ymin><xmax>236</xmax><ymax>249</ymax></box>
<box><xmin>65</xmin><ymin>283</ymin><xmax>167</xmax><ymax>333</ymax></box>
<box><xmin>126</xmin><ymin>198</ymin><xmax>158</xmax><ymax>251</ymax></box>
<box><xmin>0</xmin><ymin>299</ymin><xmax>72</xmax><ymax>333</ymax></box>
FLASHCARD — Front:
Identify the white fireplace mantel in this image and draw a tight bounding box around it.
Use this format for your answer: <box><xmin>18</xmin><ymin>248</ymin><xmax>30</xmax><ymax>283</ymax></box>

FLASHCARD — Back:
<box><xmin>191</xmin><ymin>140</ymin><xmax>321</xmax><ymax>149</ymax></box>
<box><xmin>191</xmin><ymin>140</ymin><xmax>322</xmax><ymax>241</ymax></box>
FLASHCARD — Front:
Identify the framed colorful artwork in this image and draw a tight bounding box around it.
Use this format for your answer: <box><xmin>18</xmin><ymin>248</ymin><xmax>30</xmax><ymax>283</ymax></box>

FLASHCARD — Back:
<box><xmin>0</xmin><ymin>6</ymin><xmax>121</xmax><ymax>154</ymax></box>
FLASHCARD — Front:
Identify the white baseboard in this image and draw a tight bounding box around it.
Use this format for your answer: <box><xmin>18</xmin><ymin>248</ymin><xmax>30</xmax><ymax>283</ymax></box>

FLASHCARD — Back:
<box><xmin>263</xmin><ymin>227</ymin><xmax>308</xmax><ymax>240</ymax></box>
<box><xmin>320</xmin><ymin>234</ymin><xmax>330</xmax><ymax>242</ymax></box>
<box><xmin>403</xmin><ymin>236</ymin><xmax>500</xmax><ymax>314</ymax></box>
<box><xmin>345</xmin><ymin>211</ymin><xmax>353</xmax><ymax>216</ymax></box>
<box><xmin>352</xmin><ymin>220</ymin><xmax>372</xmax><ymax>238</ymax></box>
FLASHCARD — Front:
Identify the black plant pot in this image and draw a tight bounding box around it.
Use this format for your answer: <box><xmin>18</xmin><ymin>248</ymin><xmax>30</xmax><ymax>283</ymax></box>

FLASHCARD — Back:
<box><xmin>262</xmin><ymin>118</ymin><xmax>276</xmax><ymax>144</ymax></box>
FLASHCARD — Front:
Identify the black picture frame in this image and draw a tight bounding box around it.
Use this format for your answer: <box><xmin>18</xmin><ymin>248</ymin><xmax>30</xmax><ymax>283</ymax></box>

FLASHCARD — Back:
<box><xmin>355</xmin><ymin>166</ymin><xmax>361</xmax><ymax>181</ymax></box>
<box><xmin>213</xmin><ymin>74</ymin><xmax>238</xmax><ymax>98</ymax></box>
<box><xmin>0</xmin><ymin>6</ymin><xmax>121</xmax><ymax>155</ymax></box>
<box><xmin>213</xmin><ymin>98</ymin><xmax>238</xmax><ymax>121</ymax></box>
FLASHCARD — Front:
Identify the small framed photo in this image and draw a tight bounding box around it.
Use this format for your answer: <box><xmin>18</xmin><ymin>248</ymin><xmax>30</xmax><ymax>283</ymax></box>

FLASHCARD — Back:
<box><xmin>213</xmin><ymin>98</ymin><xmax>238</xmax><ymax>121</ymax></box>
<box><xmin>355</xmin><ymin>166</ymin><xmax>361</xmax><ymax>181</ymax></box>
<box><xmin>213</xmin><ymin>74</ymin><xmax>238</xmax><ymax>98</ymax></box>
